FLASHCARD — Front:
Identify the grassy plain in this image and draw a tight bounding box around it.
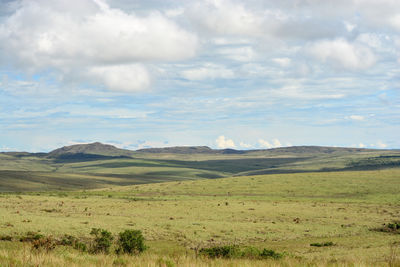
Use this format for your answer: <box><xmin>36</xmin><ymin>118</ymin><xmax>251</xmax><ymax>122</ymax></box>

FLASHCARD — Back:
<box><xmin>1</xmin><ymin>146</ymin><xmax>399</xmax><ymax>192</ymax></box>
<box><xmin>1</xmin><ymin>169</ymin><xmax>400</xmax><ymax>266</ymax></box>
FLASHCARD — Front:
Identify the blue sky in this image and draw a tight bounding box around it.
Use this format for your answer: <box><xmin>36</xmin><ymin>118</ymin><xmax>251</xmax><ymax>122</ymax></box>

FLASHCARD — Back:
<box><xmin>0</xmin><ymin>0</ymin><xmax>399</xmax><ymax>152</ymax></box>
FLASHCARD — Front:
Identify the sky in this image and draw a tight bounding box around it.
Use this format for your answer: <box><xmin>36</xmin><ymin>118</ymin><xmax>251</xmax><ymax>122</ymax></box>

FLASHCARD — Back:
<box><xmin>0</xmin><ymin>0</ymin><xmax>399</xmax><ymax>152</ymax></box>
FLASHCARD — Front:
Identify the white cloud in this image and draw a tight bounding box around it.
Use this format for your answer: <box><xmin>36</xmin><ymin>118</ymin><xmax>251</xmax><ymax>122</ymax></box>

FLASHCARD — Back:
<box><xmin>217</xmin><ymin>46</ymin><xmax>256</xmax><ymax>62</ymax></box>
<box><xmin>135</xmin><ymin>140</ymin><xmax>169</xmax><ymax>150</ymax></box>
<box><xmin>259</xmin><ymin>138</ymin><xmax>283</xmax><ymax>148</ymax></box>
<box><xmin>86</xmin><ymin>64</ymin><xmax>151</xmax><ymax>92</ymax></box>
<box><xmin>347</xmin><ymin>115</ymin><xmax>365</xmax><ymax>121</ymax></box>
<box><xmin>216</xmin><ymin>135</ymin><xmax>235</xmax><ymax>149</ymax></box>
<box><xmin>376</xmin><ymin>140</ymin><xmax>387</xmax><ymax>148</ymax></box>
<box><xmin>182</xmin><ymin>63</ymin><xmax>234</xmax><ymax>80</ymax></box>
<box><xmin>344</xmin><ymin>21</ymin><xmax>356</xmax><ymax>32</ymax></box>
<box><xmin>239</xmin><ymin>142</ymin><xmax>252</xmax><ymax>148</ymax></box>
<box><xmin>188</xmin><ymin>0</ymin><xmax>267</xmax><ymax>37</ymax></box>
<box><xmin>356</xmin><ymin>33</ymin><xmax>383</xmax><ymax>49</ymax></box>
<box><xmin>388</xmin><ymin>14</ymin><xmax>400</xmax><ymax>30</ymax></box>
<box><xmin>0</xmin><ymin>0</ymin><xmax>198</xmax><ymax>92</ymax></box>
<box><xmin>308</xmin><ymin>38</ymin><xmax>376</xmax><ymax>70</ymax></box>
<box><xmin>259</xmin><ymin>139</ymin><xmax>272</xmax><ymax>148</ymax></box>
<box><xmin>165</xmin><ymin>7</ymin><xmax>184</xmax><ymax>18</ymax></box>
<box><xmin>358</xmin><ymin>143</ymin><xmax>366</xmax><ymax>148</ymax></box>
<box><xmin>272</xmin><ymin>57</ymin><xmax>291</xmax><ymax>67</ymax></box>
<box><xmin>272</xmin><ymin>138</ymin><xmax>282</xmax><ymax>147</ymax></box>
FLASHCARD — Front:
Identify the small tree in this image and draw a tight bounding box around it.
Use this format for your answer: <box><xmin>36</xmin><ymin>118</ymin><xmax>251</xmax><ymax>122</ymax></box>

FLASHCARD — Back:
<box><xmin>116</xmin><ymin>229</ymin><xmax>147</xmax><ymax>254</ymax></box>
<box><xmin>90</xmin><ymin>228</ymin><xmax>113</xmax><ymax>254</ymax></box>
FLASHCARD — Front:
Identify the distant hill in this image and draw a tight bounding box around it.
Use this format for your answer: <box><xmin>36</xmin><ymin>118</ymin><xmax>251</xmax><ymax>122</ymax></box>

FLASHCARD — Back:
<box><xmin>48</xmin><ymin>142</ymin><xmax>133</xmax><ymax>157</ymax></box>
<box><xmin>1</xmin><ymin>142</ymin><xmax>400</xmax><ymax>191</ymax></box>
<box><xmin>137</xmin><ymin>145</ymin><xmax>381</xmax><ymax>155</ymax></box>
<box><xmin>264</xmin><ymin>146</ymin><xmax>379</xmax><ymax>154</ymax></box>
<box><xmin>2</xmin><ymin>143</ymin><xmax>395</xmax><ymax>157</ymax></box>
<box><xmin>137</xmin><ymin>146</ymin><xmax>214</xmax><ymax>154</ymax></box>
<box><xmin>136</xmin><ymin>146</ymin><xmax>247</xmax><ymax>154</ymax></box>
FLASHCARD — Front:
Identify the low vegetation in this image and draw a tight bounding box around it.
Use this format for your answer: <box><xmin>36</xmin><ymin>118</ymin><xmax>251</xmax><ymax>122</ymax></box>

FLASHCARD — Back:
<box><xmin>116</xmin><ymin>229</ymin><xmax>147</xmax><ymax>255</ymax></box>
<box><xmin>374</xmin><ymin>222</ymin><xmax>400</xmax><ymax>234</ymax></box>
<box><xmin>310</xmin><ymin>241</ymin><xmax>335</xmax><ymax>247</ymax></box>
<box><xmin>199</xmin><ymin>245</ymin><xmax>284</xmax><ymax>259</ymax></box>
<box><xmin>1</xmin><ymin>169</ymin><xmax>400</xmax><ymax>266</ymax></box>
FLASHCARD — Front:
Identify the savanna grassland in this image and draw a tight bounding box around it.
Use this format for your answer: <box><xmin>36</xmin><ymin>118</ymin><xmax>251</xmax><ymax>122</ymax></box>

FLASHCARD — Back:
<box><xmin>1</xmin><ymin>168</ymin><xmax>400</xmax><ymax>266</ymax></box>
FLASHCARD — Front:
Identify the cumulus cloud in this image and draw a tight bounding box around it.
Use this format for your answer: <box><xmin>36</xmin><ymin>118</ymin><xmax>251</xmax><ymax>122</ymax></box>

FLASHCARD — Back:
<box><xmin>376</xmin><ymin>140</ymin><xmax>387</xmax><ymax>148</ymax></box>
<box><xmin>259</xmin><ymin>138</ymin><xmax>283</xmax><ymax>148</ymax></box>
<box><xmin>258</xmin><ymin>139</ymin><xmax>272</xmax><ymax>148</ymax></box>
<box><xmin>0</xmin><ymin>0</ymin><xmax>198</xmax><ymax>92</ymax></box>
<box><xmin>188</xmin><ymin>0</ymin><xmax>267</xmax><ymax>37</ymax></box>
<box><xmin>217</xmin><ymin>46</ymin><xmax>256</xmax><ymax>62</ymax></box>
<box><xmin>216</xmin><ymin>135</ymin><xmax>235</xmax><ymax>149</ymax></box>
<box><xmin>308</xmin><ymin>38</ymin><xmax>376</xmax><ymax>70</ymax></box>
<box><xmin>344</xmin><ymin>21</ymin><xmax>356</xmax><ymax>32</ymax></box>
<box><xmin>347</xmin><ymin>115</ymin><xmax>365</xmax><ymax>121</ymax></box>
<box><xmin>389</xmin><ymin>14</ymin><xmax>400</xmax><ymax>30</ymax></box>
<box><xmin>272</xmin><ymin>57</ymin><xmax>291</xmax><ymax>67</ymax></box>
<box><xmin>86</xmin><ymin>64</ymin><xmax>151</xmax><ymax>92</ymax></box>
<box><xmin>182</xmin><ymin>63</ymin><xmax>234</xmax><ymax>80</ymax></box>
<box><xmin>272</xmin><ymin>138</ymin><xmax>282</xmax><ymax>147</ymax></box>
<box><xmin>239</xmin><ymin>142</ymin><xmax>252</xmax><ymax>148</ymax></box>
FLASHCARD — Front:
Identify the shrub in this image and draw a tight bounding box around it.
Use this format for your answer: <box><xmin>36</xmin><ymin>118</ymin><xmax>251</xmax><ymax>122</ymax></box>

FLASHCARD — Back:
<box><xmin>116</xmin><ymin>230</ymin><xmax>147</xmax><ymax>255</ymax></box>
<box><xmin>31</xmin><ymin>236</ymin><xmax>56</xmax><ymax>252</ymax></box>
<box><xmin>19</xmin><ymin>231</ymin><xmax>44</xmax><ymax>242</ymax></box>
<box><xmin>60</xmin><ymin>234</ymin><xmax>87</xmax><ymax>252</ymax></box>
<box><xmin>388</xmin><ymin>223</ymin><xmax>400</xmax><ymax>230</ymax></box>
<box><xmin>0</xmin><ymin>235</ymin><xmax>12</xmax><ymax>241</ymax></box>
<box><xmin>374</xmin><ymin>222</ymin><xmax>400</xmax><ymax>234</ymax></box>
<box><xmin>199</xmin><ymin>245</ymin><xmax>241</xmax><ymax>258</ymax></box>
<box><xmin>90</xmin><ymin>228</ymin><xmax>113</xmax><ymax>254</ymax></box>
<box><xmin>241</xmin><ymin>246</ymin><xmax>262</xmax><ymax>259</ymax></box>
<box><xmin>260</xmin><ymin>248</ymin><xmax>284</xmax><ymax>259</ymax></box>
<box><xmin>310</xmin><ymin>241</ymin><xmax>335</xmax><ymax>247</ymax></box>
<box><xmin>199</xmin><ymin>245</ymin><xmax>284</xmax><ymax>259</ymax></box>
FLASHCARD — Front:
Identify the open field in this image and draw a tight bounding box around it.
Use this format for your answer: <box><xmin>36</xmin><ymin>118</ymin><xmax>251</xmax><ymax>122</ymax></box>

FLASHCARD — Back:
<box><xmin>1</xmin><ymin>169</ymin><xmax>400</xmax><ymax>266</ymax></box>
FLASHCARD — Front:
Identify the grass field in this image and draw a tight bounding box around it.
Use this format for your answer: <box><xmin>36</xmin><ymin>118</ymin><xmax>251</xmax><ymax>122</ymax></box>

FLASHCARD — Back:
<box><xmin>1</xmin><ymin>169</ymin><xmax>400</xmax><ymax>266</ymax></box>
<box><xmin>1</xmin><ymin>145</ymin><xmax>400</xmax><ymax>192</ymax></box>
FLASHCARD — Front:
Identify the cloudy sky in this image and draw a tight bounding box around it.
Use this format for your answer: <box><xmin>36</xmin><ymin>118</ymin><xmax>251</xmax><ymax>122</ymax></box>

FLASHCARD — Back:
<box><xmin>0</xmin><ymin>0</ymin><xmax>399</xmax><ymax>152</ymax></box>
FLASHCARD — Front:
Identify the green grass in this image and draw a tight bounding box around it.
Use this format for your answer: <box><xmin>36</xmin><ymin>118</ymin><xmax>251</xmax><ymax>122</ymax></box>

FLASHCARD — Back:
<box><xmin>1</xmin><ymin>148</ymin><xmax>400</xmax><ymax>192</ymax></box>
<box><xmin>1</xmin><ymin>169</ymin><xmax>400</xmax><ymax>266</ymax></box>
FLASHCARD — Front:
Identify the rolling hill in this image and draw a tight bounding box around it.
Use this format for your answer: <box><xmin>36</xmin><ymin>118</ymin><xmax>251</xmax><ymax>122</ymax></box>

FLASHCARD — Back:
<box><xmin>0</xmin><ymin>142</ymin><xmax>399</xmax><ymax>191</ymax></box>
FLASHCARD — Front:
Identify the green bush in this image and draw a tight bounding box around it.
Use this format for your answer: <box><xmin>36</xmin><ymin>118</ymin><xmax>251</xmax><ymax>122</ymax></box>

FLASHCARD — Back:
<box><xmin>388</xmin><ymin>223</ymin><xmax>400</xmax><ymax>230</ymax></box>
<box><xmin>19</xmin><ymin>231</ymin><xmax>44</xmax><ymax>242</ymax></box>
<box><xmin>90</xmin><ymin>228</ymin><xmax>113</xmax><ymax>254</ymax></box>
<box><xmin>116</xmin><ymin>229</ymin><xmax>147</xmax><ymax>255</ymax></box>
<box><xmin>199</xmin><ymin>245</ymin><xmax>284</xmax><ymax>259</ymax></box>
<box><xmin>374</xmin><ymin>221</ymin><xmax>400</xmax><ymax>234</ymax></box>
<box><xmin>260</xmin><ymin>248</ymin><xmax>284</xmax><ymax>259</ymax></box>
<box><xmin>199</xmin><ymin>245</ymin><xmax>241</xmax><ymax>258</ymax></box>
<box><xmin>0</xmin><ymin>235</ymin><xmax>12</xmax><ymax>241</ymax></box>
<box><xmin>241</xmin><ymin>246</ymin><xmax>263</xmax><ymax>259</ymax></box>
<box><xmin>60</xmin><ymin>234</ymin><xmax>87</xmax><ymax>252</ymax></box>
<box><xmin>310</xmin><ymin>241</ymin><xmax>334</xmax><ymax>247</ymax></box>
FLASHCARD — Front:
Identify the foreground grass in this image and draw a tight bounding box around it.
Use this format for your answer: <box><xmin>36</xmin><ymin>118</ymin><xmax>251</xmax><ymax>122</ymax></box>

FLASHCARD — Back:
<box><xmin>1</xmin><ymin>169</ymin><xmax>400</xmax><ymax>266</ymax></box>
<box><xmin>2</xmin><ymin>244</ymin><xmax>398</xmax><ymax>266</ymax></box>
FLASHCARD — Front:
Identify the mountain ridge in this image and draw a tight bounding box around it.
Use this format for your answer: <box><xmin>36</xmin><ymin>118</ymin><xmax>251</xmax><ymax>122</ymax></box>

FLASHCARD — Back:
<box><xmin>1</xmin><ymin>142</ymin><xmax>396</xmax><ymax>156</ymax></box>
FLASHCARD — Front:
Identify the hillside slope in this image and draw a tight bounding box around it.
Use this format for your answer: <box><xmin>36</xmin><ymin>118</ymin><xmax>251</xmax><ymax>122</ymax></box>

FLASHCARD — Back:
<box><xmin>1</xmin><ymin>143</ymin><xmax>400</xmax><ymax>191</ymax></box>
